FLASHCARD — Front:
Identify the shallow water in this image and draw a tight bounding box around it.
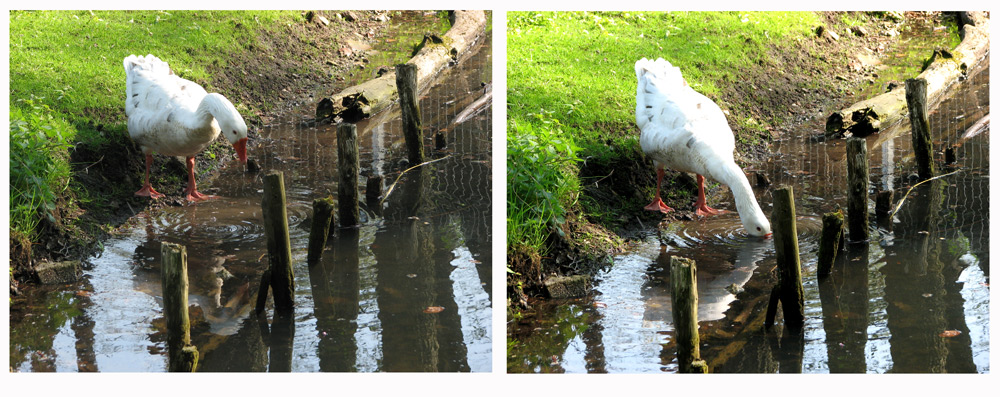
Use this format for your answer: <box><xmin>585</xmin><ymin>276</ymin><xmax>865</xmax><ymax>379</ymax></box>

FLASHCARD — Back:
<box><xmin>508</xmin><ymin>30</ymin><xmax>988</xmax><ymax>374</ymax></box>
<box><xmin>9</xmin><ymin>22</ymin><xmax>493</xmax><ymax>373</ymax></box>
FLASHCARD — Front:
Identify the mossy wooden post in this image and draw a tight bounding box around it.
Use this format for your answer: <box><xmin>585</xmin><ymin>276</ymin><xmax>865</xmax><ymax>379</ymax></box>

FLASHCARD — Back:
<box><xmin>846</xmin><ymin>137</ymin><xmax>870</xmax><ymax>242</ymax></box>
<box><xmin>396</xmin><ymin>63</ymin><xmax>424</xmax><ymax>165</ymax></box>
<box><xmin>307</xmin><ymin>197</ymin><xmax>335</xmax><ymax>267</ymax></box>
<box><xmin>161</xmin><ymin>242</ymin><xmax>198</xmax><ymax>372</ymax></box>
<box><xmin>765</xmin><ymin>186</ymin><xmax>805</xmax><ymax>332</ymax></box>
<box><xmin>337</xmin><ymin>123</ymin><xmax>360</xmax><ymax>227</ymax></box>
<box><xmin>905</xmin><ymin>78</ymin><xmax>935</xmax><ymax>181</ymax></box>
<box><xmin>875</xmin><ymin>190</ymin><xmax>894</xmax><ymax>218</ymax></box>
<box><xmin>262</xmin><ymin>172</ymin><xmax>295</xmax><ymax>315</ymax></box>
<box><xmin>817</xmin><ymin>211</ymin><xmax>844</xmax><ymax>278</ymax></box>
<box><xmin>671</xmin><ymin>256</ymin><xmax>708</xmax><ymax>373</ymax></box>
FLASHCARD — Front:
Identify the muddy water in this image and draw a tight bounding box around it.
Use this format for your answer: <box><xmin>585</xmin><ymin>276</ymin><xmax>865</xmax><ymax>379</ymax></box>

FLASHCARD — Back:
<box><xmin>8</xmin><ymin>26</ymin><xmax>492</xmax><ymax>372</ymax></box>
<box><xmin>508</xmin><ymin>37</ymin><xmax>988</xmax><ymax>373</ymax></box>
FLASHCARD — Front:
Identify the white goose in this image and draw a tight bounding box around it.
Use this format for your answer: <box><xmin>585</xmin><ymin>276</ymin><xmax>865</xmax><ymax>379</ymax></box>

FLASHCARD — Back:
<box><xmin>635</xmin><ymin>58</ymin><xmax>771</xmax><ymax>237</ymax></box>
<box><xmin>124</xmin><ymin>54</ymin><xmax>248</xmax><ymax>201</ymax></box>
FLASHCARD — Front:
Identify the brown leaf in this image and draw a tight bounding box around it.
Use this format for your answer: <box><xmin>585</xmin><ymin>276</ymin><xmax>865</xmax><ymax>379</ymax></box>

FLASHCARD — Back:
<box><xmin>423</xmin><ymin>306</ymin><xmax>445</xmax><ymax>314</ymax></box>
<box><xmin>939</xmin><ymin>330</ymin><xmax>962</xmax><ymax>338</ymax></box>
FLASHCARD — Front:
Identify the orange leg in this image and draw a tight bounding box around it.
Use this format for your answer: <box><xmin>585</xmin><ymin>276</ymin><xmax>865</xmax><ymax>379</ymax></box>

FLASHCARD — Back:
<box><xmin>644</xmin><ymin>167</ymin><xmax>673</xmax><ymax>214</ymax></box>
<box><xmin>183</xmin><ymin>156</ymin><xmax>215</xmax><ymax>202</ymax></box>
<box><xmin>695</xmin><ymin>174</ymin><xmax>726</xmax><ymax>216</ymax></box>
<box><xmin>135</xmin><ymin>154</ymin><xmax>164</xmax><ymax>199</ymax></box>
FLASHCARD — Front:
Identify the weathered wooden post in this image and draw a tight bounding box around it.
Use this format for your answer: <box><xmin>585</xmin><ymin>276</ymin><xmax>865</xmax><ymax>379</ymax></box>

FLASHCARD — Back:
<box><xmin>307</xmin><ymin>197</ymin><xmax>335</xmax><ymax>267</ymax></box>
<box><xmin>846</xmin><ymin>137</ymin><xmax>870</xmax><ymax>242</ymax></box>
<box><xmin>366</xmin><ymin>175</ymin><xmax>383</xmax><ymax>207</ymax></box>
<box><xmin>944</xmin><ymin>147</ymin><xmax>957</xmax><ymax>165</ymax></box>
<box><xmin>161</xmin><ymin>242</ymin><xmax>198</xmax><ymax>372</ymax></box>
<box><xmin>671</xmin><ymin>256</ymin><xmax>708</xmax><ymax>373</ymax></box>
<box><xmin>261</xmin><ymin>172</ymin><xmax>295</xmax><ymax>315</ymax></box>
<box><xmin>337</xmin><ymin>123</ymin><xmax>360</xmax><ymax>227</ymax></box>
<box><xmin>817</xmin><ymin>211</ymin><xmax>844</xmax><ymax>277</ymax></box>
<box><xmin>396</xmin><ymin>63</ymin><xmax>424</xmax><ymax>165</ymax></box>
<box><xmin>875</xmin><ymin>190</ymin><xmax>894</xmax><ymax>218</ymax></box>
<box><xmin>765</xmin><ymin>186</ymin><xmax>805</xmax><ymax>332</ymax></box>
<box><xmin>905</xmin><ymin>78</ymin><xmax>935</xmax><ymax>180</ymax></box>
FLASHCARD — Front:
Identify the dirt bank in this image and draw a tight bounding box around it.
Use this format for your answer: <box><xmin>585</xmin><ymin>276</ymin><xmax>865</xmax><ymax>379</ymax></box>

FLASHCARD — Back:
<box><xmin>11</xmin><ymin>11</ymin><xmax>439</xmax><ymax>295</ymax></box>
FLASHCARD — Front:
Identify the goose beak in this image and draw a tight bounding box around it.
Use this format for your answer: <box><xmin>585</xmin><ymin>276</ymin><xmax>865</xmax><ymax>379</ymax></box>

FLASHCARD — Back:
<box><xmin>233</xmin><ymin>138</ymin><xmax>248</xmax><ymax>163</ymax></box>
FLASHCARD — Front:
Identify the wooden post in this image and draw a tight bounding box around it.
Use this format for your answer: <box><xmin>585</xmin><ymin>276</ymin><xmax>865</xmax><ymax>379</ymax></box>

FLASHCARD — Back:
<box><xmin>671</xmin><ymin>256</ymin><xmax>708</xmax><ymax>373</ymax></box>
<box><xmin>396</xmin><ymin>63</ymin><xmax>424</xmax><ymax>165</ymax></box>
<box><xmin>905</xmin><ymin>78</ymin><xmax>935</xmax><ymax>180</ymax></box>
<box><xmin>435</xmin><ymin>131</ymin><xmax>447</xmax><ymax>150</ymax></box>
<box><xmin>817</xmin><ymin>211</ymin><xmax>844</xmax><ymax>277</ymax></box>
<box><xmin>307</xmin><ymin>197</ymin><xmax>335</xmax><ymax>267</ymax></box>
<box><xmin>337</xmin><ymin>123</ymin><xmax>360</xmax><ymax>227</ymax></box>
<box><xmin>944</xmin><ymin>147</ymin><xmax>956</xmax><ymax>165</ymax></box>
<box><xmin>262</xmin><ymin>172</ymin><xmax>295</xmax><ymax>315</ymax></box>
<box><xmin>366</xmin><ymin>175</ymin><xmax>383</xmax><ymax>206</ymax></box>
<box><xmin>161</xmin><ymin>242</ymin><xmax>198</xmax><ymax>372</ymax></box>
<box><xmin>765</xmin><ymin>186</ymin><xmax>805</xmax><ymax>332</ymax></box>
<box><xmin>875</xmin><ymin>190</ymin><xmax>894</xmax><ymax>218</ymax></box>
<box><xmin>846</xmin><ymin>137</ymin><xmax>870</xmax><ymax>242</ymax></box>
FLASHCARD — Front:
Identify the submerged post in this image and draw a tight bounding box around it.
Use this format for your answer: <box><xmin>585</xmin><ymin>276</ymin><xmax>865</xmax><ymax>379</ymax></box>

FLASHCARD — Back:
<box><xmin>817</xmin><ymin>211</ymin><xmax>844</xmax><ymax>277</ymax></box>
<box><xmin>337</xmin><ymin>123</ymin><xmax>360</xmax><ymax>227</ymax></box>
<box><xmin>161</xmin><ymin>242</ymin><xmax>198</xmax><ymax>372</ymax></box>
<box><xmin>846</xmin><ymin>137</ymin><xmax>870</xmax><ymax>242</ymax></box>
<box><xmin>905</xmin><ymin>78</ymin><xmax>935</xmax><ymax>180</ymax></box>
<box><xmin>765</xmin><ymin>186</ymin><xmax>805</xmax><ymax>332</ymax></box>
<box><xmin>670</xmin><ymin>256</ymin><xmax>708</xmax><ymax>373</ymax></box>
<box><xmin>262</xmin><ymin>172</ymin><xmax>295</xmax><ymax>315</ymax></box>
<box><xmin>307</xmin><ymin>197</ymin><xmax>336</xmax><ymax>267</ymax></box>
<box><xmin>396</xmin><ymin>63</ymin><xmax>424</xmax><ymax>165</ymax></box>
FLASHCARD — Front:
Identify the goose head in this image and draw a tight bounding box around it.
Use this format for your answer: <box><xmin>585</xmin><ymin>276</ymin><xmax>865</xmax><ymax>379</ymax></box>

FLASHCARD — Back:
<box><xmin>218</xmin><ymin>109</ymin><xmax>249</xmax><ymax>164</ymax></box>
<box><xmin>740</xmin><ymin>208</ymin><xmax>772</xmax><ymax>238</ymax></box>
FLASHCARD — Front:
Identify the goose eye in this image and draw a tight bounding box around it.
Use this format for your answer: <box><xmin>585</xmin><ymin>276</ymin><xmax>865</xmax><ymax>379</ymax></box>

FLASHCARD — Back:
<box><xmin>756</xmin><ymin>227</ymin><xmax>762</xmax><ymax>231</ymax></box>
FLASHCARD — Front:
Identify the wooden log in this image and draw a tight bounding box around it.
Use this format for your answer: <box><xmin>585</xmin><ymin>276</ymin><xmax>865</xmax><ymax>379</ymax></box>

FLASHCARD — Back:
<box><xmin>764</xmin><ymin>186</ymin><xmax>804</xmax><ymax>332</ymax></box>
<box><xmin>337</xmin><ymin>123</ymin><xmax>360</xmax><ymax>227</ymax></box>
<box><xmin>846</xmin><ymin>138</ymin><xmax>870</xmax><ymax>242</ymax></box>
<box><xmin>307</xmin><ymin>197</ymin><xmax>335</xmax><ymax>267</ymax></box>
<box><xmin>161</xmin><ymin>242</ymin><xmax>198</xmax><ymax>372</ymax></box>
<box><xmin>262</xmin><ymin>172</ymin><xmax>295</xmax><ymax>315</ymax></box>
<box><xmin>817</xmin><ymin>211</ymin><xmax>844</xmax><ymax>277</ymax></box>
<box><xmin>825</xmin><ymin>14</ymin><xmax>990</xmax><ymax>137</ymax></box>
<box><xmin>316</xmin><ymin>11</ymin><xmax>488</xmax><ymax>121</ymax></box>
<box><xmin>396</xmin><ymin>63</ymin><xmax>424</xmax><ymax>165</ymax></box>
<box><xmin>670</xmin><ymin>256</ymin><xmax>708</xmax><ymax>373</ymax></box>
<box><xmin>906</xmin><ymin>78</ymin><xmax>935</xmax><ymax>180</ymax></box>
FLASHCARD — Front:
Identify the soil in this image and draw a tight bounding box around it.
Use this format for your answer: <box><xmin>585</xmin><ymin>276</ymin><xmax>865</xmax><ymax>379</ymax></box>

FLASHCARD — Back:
<box><xmin>10</xmin><ymin>10</ymin><xmax>414</xmax><ymax>295</ymax></box>
<box><xmin>509</xmin><ymin>12</ymin><xmax>954</xmax><ymax>304</ymax></box>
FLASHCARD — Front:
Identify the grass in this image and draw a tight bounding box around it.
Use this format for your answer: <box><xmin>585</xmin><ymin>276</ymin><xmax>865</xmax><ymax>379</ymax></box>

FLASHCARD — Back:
<box><xmin>507</xmin><ymin>11</ymin><xmax>822</xmax><ymax>259</ymax></box>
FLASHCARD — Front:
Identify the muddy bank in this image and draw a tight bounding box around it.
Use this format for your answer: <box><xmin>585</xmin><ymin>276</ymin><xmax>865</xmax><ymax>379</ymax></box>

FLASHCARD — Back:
<box><xmin>509</xmin><ymin>11</ymin><xmax>957</xmax><ymax>306</ymax></box>
<box><xmin>11</xmin><ymin>11</ymin><xmax>450</xmax><ymax>296</ymax></box>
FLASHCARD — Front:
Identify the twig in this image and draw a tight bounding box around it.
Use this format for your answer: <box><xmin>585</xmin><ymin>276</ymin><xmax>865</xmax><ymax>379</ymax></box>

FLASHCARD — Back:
<box><xmin>380</xmin><ymin>155</ymin><xmax>453</xmax><ymax>205</ymax></box>
<box><xmin>889</xmin><ymin>170</ymin><xmax>963</xmax><ymax>218</ymax></box>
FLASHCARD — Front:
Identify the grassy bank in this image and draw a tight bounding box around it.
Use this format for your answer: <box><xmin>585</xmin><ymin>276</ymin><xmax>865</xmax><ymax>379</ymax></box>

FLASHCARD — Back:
<box><xmin>10</xmin><ymin>10</ymin><xmax>298</xmax><ymax>239</ymax></box>
<box><xmin>10</xmin><ymin>10</ymin><xmax>426</xmax><ymax>287</ymax></box>
<box><xmin>506</xmin><ymin>11</ymin><xmax>903</xmax><ymax>296</ymax></box>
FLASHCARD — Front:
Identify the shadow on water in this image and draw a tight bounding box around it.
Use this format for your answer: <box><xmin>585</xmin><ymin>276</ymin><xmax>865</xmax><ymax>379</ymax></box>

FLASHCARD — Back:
<box><xmin>508</xmin><ymin>29</ymin><xmax>988</xmax><ymax>374</ymax></box>
<box><xmin>9</xmin><ymin>23</ymin><xmax>492</xmax><ymax>372</ymax></box>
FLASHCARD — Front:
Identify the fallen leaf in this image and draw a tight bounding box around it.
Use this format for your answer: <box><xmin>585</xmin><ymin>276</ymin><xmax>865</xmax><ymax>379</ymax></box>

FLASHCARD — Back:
<box><xmin>922</xmin><ymin>293</ymin><xmax>933</xmax><ymax>298</ymax></box>
<box><xmin>423</xmin><ymin>306</ymin><xmax>445</xmax><ymax>314</ymax></box>
<box><xmin>939</xmin><ymin>330</ymin><xmax>962</xmax><ymax>338</ymax></box>
<box><xmin>406</xmin><ymin>273</ymin><xmax>417</xmax><ymax>278</ymax></box>
<box><xmin>593</xmin><ymin>302</ymin><xmax>607</xmax><ymax>308</ymax></box>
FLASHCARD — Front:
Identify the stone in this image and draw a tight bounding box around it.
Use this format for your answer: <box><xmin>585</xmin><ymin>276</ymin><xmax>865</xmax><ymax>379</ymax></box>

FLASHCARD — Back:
<box><xmin>851</xmin><ymin>25</ymin><xmax>868</xmax><ymax>36</ymax></box>
<box><xmin>36</xmin><ymin>260</ymin><xmax>81</xmax><ymax>284</ymax></box>
<box><xmin>543</xmin><ymin>275</ymin><xmax>590</xmax><ymax>299</ymax></box>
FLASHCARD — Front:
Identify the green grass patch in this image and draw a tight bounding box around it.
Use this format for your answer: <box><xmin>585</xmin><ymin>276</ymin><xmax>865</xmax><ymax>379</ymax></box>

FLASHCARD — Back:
<box><xmin>507</xmin><ymin>11</ymin><xmax>822</xmax><ymax>256</ymax></box>
<box><xmin>9</xmin><ymin>99</ymin><xmax>76</xmax><ymax>241</ymax></box>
